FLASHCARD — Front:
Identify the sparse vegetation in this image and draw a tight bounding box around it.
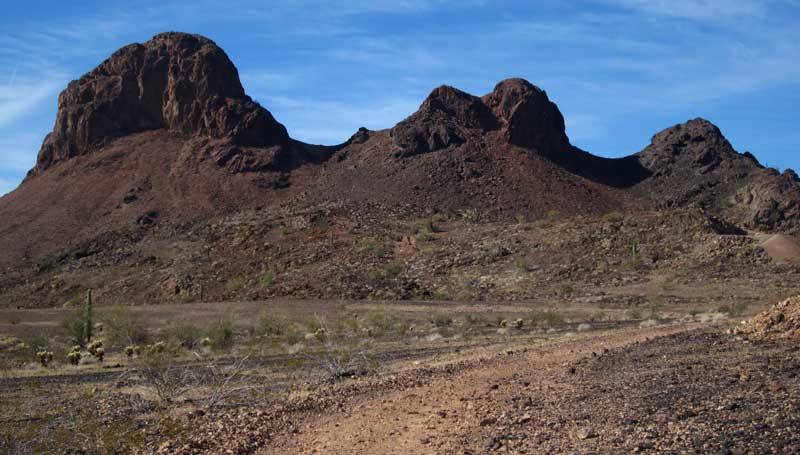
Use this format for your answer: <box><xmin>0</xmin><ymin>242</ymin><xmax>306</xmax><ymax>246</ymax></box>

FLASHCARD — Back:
<box><xmin>258</xmin><ymin>270</ymin><xmax>276</xmax><ymax>287</ymax></box>
<box><xmin>225</xmin><ymin>277</ymin><xmax>246</xmax><ymax>291</ymax></box>
<box><xmin>101</xmin><ymin>304</ymin><xmax>148</xmax><ymax>347</ymax></box>
<box><xmin>206</xmin><ymin>317</ymin><xmax>235</xmax><ymax>350</ymax></box>
<box><xmin>603</xmin><ymin>211</ymin><xmax>625</xmax><ymax>223</ymax></box>
<box><xmin>530</xmin><ymin>310</ymin><xmax>565</xmax><ymax>327</ymax></box>
<box><xmin>559</xmin><ymin>279</ymin><xmax>575</xmax><ymax>295</ymax></box>
<box><xmin>169</xmin><ymin>322</ymin><xmax>202</xmax><ymax>348</ymax></box>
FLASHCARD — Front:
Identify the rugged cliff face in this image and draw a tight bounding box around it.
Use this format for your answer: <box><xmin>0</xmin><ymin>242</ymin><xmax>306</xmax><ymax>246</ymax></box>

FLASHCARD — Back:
<box><xmin>29</xmin><ymin>32</ymin><xmax>293</xmax><ymax>178</ymax></box>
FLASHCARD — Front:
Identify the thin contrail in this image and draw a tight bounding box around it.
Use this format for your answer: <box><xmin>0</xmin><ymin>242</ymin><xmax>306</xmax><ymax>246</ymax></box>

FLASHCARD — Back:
<box><xmin>7</xmin><ymin>64</ymin><xmax>18</xmax><ymax>88</ymax></box>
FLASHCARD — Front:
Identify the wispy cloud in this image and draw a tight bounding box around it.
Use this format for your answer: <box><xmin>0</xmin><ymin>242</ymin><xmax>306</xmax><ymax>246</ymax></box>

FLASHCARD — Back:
<box><xmin>0</xmin><ymin>77</ymin><xmax>63</xmax><ymax>128</ymax></box>
<box><xmin>596</xmin><ymin>0</ymin><xmax>768</xmax><ymax>21</ymax></box>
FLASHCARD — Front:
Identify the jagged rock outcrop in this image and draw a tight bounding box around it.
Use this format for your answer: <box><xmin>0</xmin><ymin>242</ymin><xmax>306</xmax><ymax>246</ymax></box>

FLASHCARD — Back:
<box><xmin>29</xmin><ymin>32</ymin><xmax>290</xmax><ymax>178</ymax></box>
<box><xmin>482</xmin><ymin>78</ymin><xmax>570</xmax><ymax>159</ymax></box>
<box><xmin>632</xmin><ymin>118</ymin><xmax>800</xmax><ymax>231</ymax></box>
<box><xmin>391</xmin><ymin>85</ymin><xmax>498</xmax><ymax>157</ymax></box>
<box><xmin>390</xmin><ymin>79</ymin><xmax>570</xmax><ymax>160</ymax></box>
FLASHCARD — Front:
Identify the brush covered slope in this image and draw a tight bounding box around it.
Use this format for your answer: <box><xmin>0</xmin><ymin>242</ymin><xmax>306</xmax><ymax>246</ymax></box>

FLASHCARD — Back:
<box><xmin>0</xmin><ymin>32</ymin><xmax>799</xmax><ymax>307</ymax></box>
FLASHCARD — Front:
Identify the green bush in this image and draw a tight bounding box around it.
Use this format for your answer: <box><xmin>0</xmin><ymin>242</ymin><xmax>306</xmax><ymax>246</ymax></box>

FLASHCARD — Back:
<box><xmin>260</xmin><ymin>312</ymin><xmax>291</xmax><ymax>337</ymax></box>
<box><xmin>559</xmin><ymin>280</ymin><xmax>575</xmax><ymax>295</ymax></box>
<box><xmin>602</xmin><ymin>211</ymin><xmax>625</xmax><ymax>223</ymax></box>
<box><xmin>206</xmin><ymin>317</ymin><xmax>235</xmax><ymax>350</ymax></box>
<box><xmin>101</xmin><ymin>305</ymin><xmax>148</xmax><ymax>347</ymax></box>
<box><xmin>530</xmin><ymin>310</ymin><xmax>565</xmax><ymax>327</ymax></box>
<box><xmin>359</xmin><ymin>238</ymin><xmax>389</xmax><ymax>257</ymax></box>
<box><xmin>258</xmin><ymin>271</ymin><xmax>276</xmax><ymax>288</ymax></box>
<box><xmin>367</xmin><ymin>310</ymin><xmax>397</xmax><ymax>337</ymax></box>
<box><xmin>225</xmin><ymin>277</ymin><xmax>246</xmax><ymax>291</ymax></box>
<box><xmin>384</xmin><ymin>261</ymin><xmax>405</xmax><ymax>278</ymax></box>
<box><xmin>62</xmin><ymin>315</ymin><xmax>87</xmax><ymax>346</ymax></box>
<box><xmin>515</xmin><ymin>258</ymin><xmax>531</xmax><ymax>274</ymax></box>
<box><xmin>169</xmin><ymin>322</ymin><xmax>202</xmax><ymax>348</ymax></box>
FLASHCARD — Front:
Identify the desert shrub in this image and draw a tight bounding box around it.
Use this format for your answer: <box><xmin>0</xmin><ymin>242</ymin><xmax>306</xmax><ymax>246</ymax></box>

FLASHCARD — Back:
<box><xmin>530</xmin><ymin>310</ymin><xmax>565</xmax><ymax>327</ymax></box>
<box><xmin>359</xmin><ymin>238</ymin><xmax>389</xmax><ymax>257</ymax></box>
<box><xmin>169</xmin><ymin>322</ymin><xmax>202</xmax><ymax>348</ymax></box>
<box><xmin>62</xmin><ymin>315</ymin><xmax>88</xmax><ymax>346</ymax></box>
<box><xmin>137</xmin><ymin>344</ymin><xmax>196</xmax><ymax>403</ymax></box>
<box><xmin>314</xmin><ymin>338</ymin><xmax>379</xmax><ymax>381</ymax></box>
<box><xmin>515</xmin><ymin>258</ymin><xmax>531</xmax><ymax>274</ymax></box>
<box><xmin>559</xmin><ymin>280</ymin><xmax>575</xmax><ymax>295</ymax></box>
<box><xmin>624</xmin><ymin>253</ymin><xmax>643</xmax><ymax>270</ymax></box>
<box><xmin>602</xmin><ymin>211</ymin><xmax>625</xmax><ymax>223</ymax></box>
<box><xmin>367</xmin><ymin>310</ymin><xmax>397</xmax><ymax>337</ymax></box>
<box><xmin>101</xmin><ymin>305</ymin><xmax>148</xmax><ymax>347</ymax></box>
<box><xmin>206</xmin><ymin>317</ymin><xmax>235</xmax><ymax>350</ymax></box>
<box><xmin>624</xmin><ymin>308</ymin><xmax>642</xmax><ymax>320</ymax></box>
<box><xmin>258</xmin><ymin>271</ymin><xmax>276</xmax><ymax>288</ymax></box>
<box><xmin>428</xmin><ymin>312</ymin><xmax>453</xmax><ymax>328</ymax></box>
<box><xmin>431</xmin><ymin>290</ymin><xmax>449</xmax><ymax>301</ymax></box>
<box><xmin>718</xmin><ymin>302</ymin><xmax>748</xmax><ymax>318</ymax></box>
<box><xmin>384</xmin><ymin>260</ymin><xmax>405</xmax><ymax>278</ymax></box>
<box><xmin>416</xmin><ymin>230</ymin><xmax>435</xmax><ymax>242</ymax></box>
<box><xmin>225</xmin><ymin>277</ymin><xmax>246</xmax><ymax>291</ymax></box>
<box><xmin>415</xmin><ymin>218</ymin><xmax>437</xmax><ymax>235</ymax></box>
<box><xmin>260</xmin><ymin>312</ymin><xmax>291</xmax><ymax>337</ymax></box>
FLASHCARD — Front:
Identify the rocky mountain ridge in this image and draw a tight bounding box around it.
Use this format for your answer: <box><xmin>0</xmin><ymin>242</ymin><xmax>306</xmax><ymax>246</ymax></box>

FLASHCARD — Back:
<box><xmin>0</xmin><ymin>31</ymin><xmax>798</xmax><ymax>307</ymax></box>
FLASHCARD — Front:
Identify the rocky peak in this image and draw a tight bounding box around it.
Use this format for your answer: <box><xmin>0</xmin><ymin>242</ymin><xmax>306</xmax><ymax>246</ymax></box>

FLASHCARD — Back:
<box><xmin>29</xmin><ymin>32</ymin><xmax>289</xmax><ymax>177</ymax></box>
<box><xmin>391</xmin><ymin>78</ymin><xmax>572</xmax><ymax>159</ymax></box>
<box><xmin>482</xmin><ymin>78</ymin><xmax>571</xmax><ymax>158</ymax></box>
<box><xmin>390</xmin><ymin>85</ymin><xmax>497</xmax><ymax>157</ymax></box>
<box><xmin>638</xmin><ymin>118</ymin><xmax>738</xmax><ymax>173</ymax></box>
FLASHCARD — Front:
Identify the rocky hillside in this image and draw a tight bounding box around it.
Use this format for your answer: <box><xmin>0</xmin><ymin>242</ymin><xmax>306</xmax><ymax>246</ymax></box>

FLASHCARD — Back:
<box><xmin>0</xmin><ymin>31</ymin><xmax>798</xmax><ymax>307</ymax></box>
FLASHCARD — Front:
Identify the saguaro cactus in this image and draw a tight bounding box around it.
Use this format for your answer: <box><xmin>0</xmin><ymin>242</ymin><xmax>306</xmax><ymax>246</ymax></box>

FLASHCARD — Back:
<box><xmin>84</xmin><ymin>289</ymin><xmax>93</xmax><ymax>344</ymax></box>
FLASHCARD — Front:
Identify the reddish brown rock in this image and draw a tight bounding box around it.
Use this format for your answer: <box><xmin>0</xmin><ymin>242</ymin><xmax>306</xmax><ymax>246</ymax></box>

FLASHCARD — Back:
<box><xmin>29</xmin><ymin>32</ymin><xmax>290</xmax><ymax>177</ymax></box>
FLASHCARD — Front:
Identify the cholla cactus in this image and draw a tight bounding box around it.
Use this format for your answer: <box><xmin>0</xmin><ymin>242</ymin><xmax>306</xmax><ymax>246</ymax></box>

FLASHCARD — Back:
<box><xmin>199</xmin><ymin>337</ymin><xmax>212</xmax><ymax>347</ymax></box>
<box><xmin>67</xmin><ymin>348</ymin><xmax>81</xmax><ymax>366</ymax></box>
<box><xmin>314</xmin><ymin>327</ymin><xmax>328</xmax><ymax>342</ymax></box>
<box><xmin>124</xmin><ymin>345</ymin><xmax>141</xmax><ymax>357</ymax></box>
<box><xmin>146</xmin><ymin>341</ymin><xmax>167</xmax><ymax>355</ymax></box>
<box><xmin>500</xmin><ymin>319</ymin><xmax>509</xmax><ymax>328</ymax></box>
<box><xmin>87</xmin><ymin>340</ymin><xmax>104</xmax><ymax>361</ymax></box>
<box><xmin>87</xmin><ymin>340</ymin><xmax>103</xmax><ymax>356</ymax></box>
<box><xmin>513</xmin><ymin>318</ymin><xmax>524</xmax><ymax>329</ymax></box>
<box><xmin>36</xmin><ymin>351</ymin><xmax>54</xmax><ymax>367</ymax></box>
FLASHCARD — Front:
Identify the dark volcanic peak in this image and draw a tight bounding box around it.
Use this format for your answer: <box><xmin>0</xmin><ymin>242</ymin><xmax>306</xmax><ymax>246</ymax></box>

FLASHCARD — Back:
<box><xmin>638</xmin><ymin>118</ymin><xmax>741</xmax><ymax>172</ymax></box>
<box><xmin>482</xmin><ymin>78</ymin><xmax>571</xmax><ymax>159</ymax></box>
<box><xmin>30</xmin><ymin>31</ymin><xmax>289</xmax><ymax>177</ymax></box>
<box><xmin>390</xmin><ymin>85</ymin><xmax>498</xmax><ymax>157</ymax></box>
<box><xmin>390</xmin><ymin>78</ymin><xmax>571</xmax><ymax>160</ymax></box>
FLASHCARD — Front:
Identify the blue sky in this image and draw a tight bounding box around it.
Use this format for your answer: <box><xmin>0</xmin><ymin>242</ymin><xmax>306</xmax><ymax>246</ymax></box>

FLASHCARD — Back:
<box><xmin>1</xmin><ymin>0</ymin><xmax>799</xmax><ymax>195</ymax></box>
